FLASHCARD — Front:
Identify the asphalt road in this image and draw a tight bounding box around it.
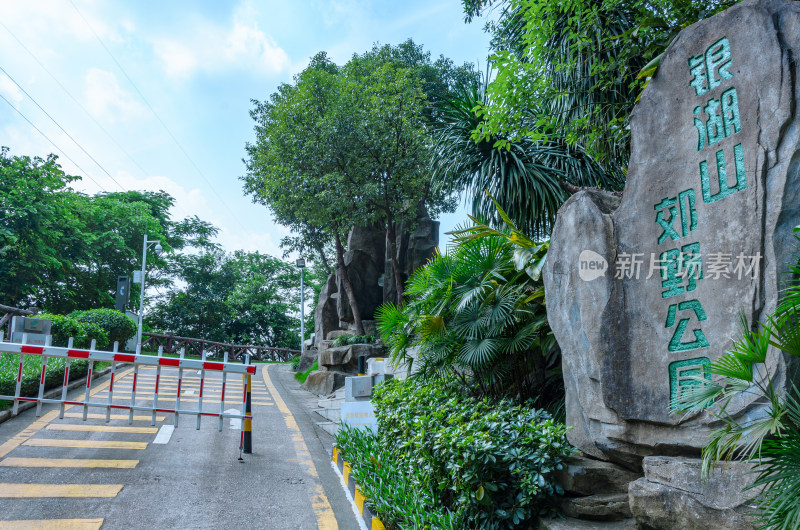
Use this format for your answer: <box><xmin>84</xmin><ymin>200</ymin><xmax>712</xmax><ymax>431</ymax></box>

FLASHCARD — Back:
<box><xmin>0</xmin><ymin>363</ymin><xmax>360</xmax><ymax>530</ymax></box>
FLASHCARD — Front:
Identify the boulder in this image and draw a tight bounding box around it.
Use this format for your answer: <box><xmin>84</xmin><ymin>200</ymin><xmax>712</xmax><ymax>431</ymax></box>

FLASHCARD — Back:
<box><xmin>540</xmin><ymin>518</ymin><xmax>636</xmax><ymax>530</ymax></box>
<box><xmin>559</xmin><ymin>494</ymin><xmax>632</xmax><ymax>521</ymax></box>
<box><xmin>319</xmin><ymin>343</ymin><xmax>385</xmax><ymax>373</ymax></box>
<box><xmin>337</xmin><ymin>225</ymin><xmax>385</xmax><ymax>324</ymax></box>
<box><xmin>314</xmin><ymin>274</ymin><xmax>339</xmax><ymax>350</ymax></box>
<box><xmin>384</xmin><ymin>207</ymin><xmax>439</xmax><ymax>304</ymax></box>
<box><xmin>554</xmin><ymin>455</ymin><xmax>641</xmax><ymax>496</ymax></box>
<box><xmin>295</xmin><ymin>348</ymin><xmax>317</xmax><ymax>373</ymax></box>
<box><xmin>542</xmin><ymin>0</ymin><xmax>800</xmax><ymax>465</ymax></box>
<box><xmin>302</xmin><ymin>370</ymin><xmax>348</xmax><ymax>396</ymax></box>
<box><xmin>628</xmin><ymin>456</ymin><xmax>758</xmax><ymax>529</ymax></box>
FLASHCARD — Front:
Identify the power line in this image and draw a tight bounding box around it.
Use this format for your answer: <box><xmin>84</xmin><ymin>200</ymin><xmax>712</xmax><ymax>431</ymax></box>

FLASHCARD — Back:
<box><xmin>0</xmin><ymin>19</ymin><xmax>153</xmax><ymax>181</ymax></box>
<box><xmin>69</xmin><ymin>0</ymin><xmax>249</xmax><ymax>231</ymax></box>
<box><xmin>0</xmin><ymin>65</ymin><xmax>126</xmax><ymax>192</ymax></box>
<box><xmin>0</xmin><ymin>92</ymin><xmax>107</xmax><ymax>191</ymax></box>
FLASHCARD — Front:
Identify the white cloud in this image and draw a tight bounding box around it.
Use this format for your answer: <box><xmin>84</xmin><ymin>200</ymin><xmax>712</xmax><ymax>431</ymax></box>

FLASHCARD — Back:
<box><xmin>152</xmin><ymin>9</ymin><xmax>290</xmax><ymax>79</ymax></box>
<box><xmin>83</xmin><ymin>68</ymin><xmax>147</xmax><ymax>124</ymax></box>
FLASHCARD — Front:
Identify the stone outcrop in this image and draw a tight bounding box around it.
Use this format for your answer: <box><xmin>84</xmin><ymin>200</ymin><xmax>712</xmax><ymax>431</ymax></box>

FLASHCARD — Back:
<box><xmin>295</xmin><ymin>347</ymin><xmax>317</xmax><ymax>374</ymax></box>
<box><xmin>384</xmin><ymin>208</ymin><xmax>440</xmax><ymax>304</ymax></box>
<box><xmin>628</xmin><ymin>456</ymin><xmax>758</xmax><ymax>529</ymax></box>
<box><xmin>337</xmin><ymin>224</ymin><xmax>385</xmax><ymax>326</ymax></box>
<box><xmin>543</xmin><ymin>0</ymin><xmax>800</xmax><ymax>467</ymax></box>
<box><xmin>555</xmin><ymin>455</ymin><xmax>642</xmax><ymax>496</ymax></box>
<box><xmin>314</xmin><ymin>274</ymin><xmax>339</xmax><ymax>350</ymax></box>
<box><xmin>302</xmin><ymin>369</ymin><xmax>347</xmax><ymax>396</ymax></box>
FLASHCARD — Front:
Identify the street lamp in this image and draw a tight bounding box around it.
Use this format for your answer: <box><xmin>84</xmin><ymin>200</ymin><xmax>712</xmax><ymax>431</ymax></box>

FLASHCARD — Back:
<box><xmin>136</xmin><ymin>234</ymin><xmax>162</xmax><ymax>353</ymax></box>
<box><xmin>296</xmin><ymin>258</ymin><xmax>306</xmax><ymax>354</ymax></box>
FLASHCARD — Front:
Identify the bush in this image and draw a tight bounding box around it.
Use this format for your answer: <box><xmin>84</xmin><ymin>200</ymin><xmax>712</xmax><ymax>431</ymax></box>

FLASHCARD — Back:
<box><xmin>336</xmin><ymin>378</ymin><xmax>573</xmax><ymax>529</ymax></box>
<box><xmin>331</xmin><ymin>334</ymin><xmax>375</xmax><ymax>347</ymax></box>
<box><xmin>38</xmin><ymin>314</ymin><xmax>83</xmax><ymax>347</ymax></box>
<box><xmin>289</xmin><ymin>355</ymin><xmax>301</xmax><ymax>370</ymax></box>
<box><xmin>71</xmin><ymin>309</ymin><xmax>136</xmax><ymax>346</ymax></box>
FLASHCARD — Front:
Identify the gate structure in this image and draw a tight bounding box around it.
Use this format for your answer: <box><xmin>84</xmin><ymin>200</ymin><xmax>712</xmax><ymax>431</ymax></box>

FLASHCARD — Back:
<box><xmin>0</xmin><ymin>333</ymin><xmax>256</xmax><ymax>454</ymax></box>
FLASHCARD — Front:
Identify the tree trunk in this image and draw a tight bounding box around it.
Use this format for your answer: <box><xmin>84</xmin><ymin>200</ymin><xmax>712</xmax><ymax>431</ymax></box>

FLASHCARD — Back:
<box><xmin>386</xmin><ymin>217</ymin><xmax>404</xmax><ymax>305</ymax></box>
<box><xmin>335</xmin><ymin>232</ymin><xmax>365</xmax><ymax>335</ymax></box>
<box><xmin>313</xmin><ymin>239</ymin><xmax>332</xmax><ymax>276</ymax></box>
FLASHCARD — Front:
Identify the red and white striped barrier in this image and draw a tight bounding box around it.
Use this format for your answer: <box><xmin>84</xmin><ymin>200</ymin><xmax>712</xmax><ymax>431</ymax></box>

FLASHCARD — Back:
<box><xmin>0</xmin><ymin>332</ymin><xmax>255</xmax><ymax>453</ymax></box>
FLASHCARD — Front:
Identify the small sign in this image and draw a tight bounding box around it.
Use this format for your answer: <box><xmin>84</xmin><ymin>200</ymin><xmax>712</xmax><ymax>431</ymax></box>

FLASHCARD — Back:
<box><xmin>340</xmin><ymin>401</ymin><xmax>377</xmax><ymax>431</ymax></box>
<box><xmin>132</xmin><ymin>271</ymin><xmax>142</xmax><ymax>284</ymax></box>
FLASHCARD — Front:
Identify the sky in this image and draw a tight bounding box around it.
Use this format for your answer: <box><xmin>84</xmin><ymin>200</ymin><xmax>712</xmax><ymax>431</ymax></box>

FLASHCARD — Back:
<box><xmin>0</xmin><ymin>0</ymin><xmax>492</xmax><ymax>259</ymax></box>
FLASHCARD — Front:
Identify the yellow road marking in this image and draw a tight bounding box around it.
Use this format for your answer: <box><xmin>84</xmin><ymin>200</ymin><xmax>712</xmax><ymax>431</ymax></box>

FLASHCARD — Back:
<box><xmin>23</xmin><ymin>439</ymin><xmax>147</xmax><ymax>450</ymax></box>
<box><xmin>0</xmin><ymin>483</ymin><xmax>122</xmax><ymax>498</ymax></box>
<box><xmin>263</xmin><ymin>365</ymin><xmax>337</xmax><ymax>530</ymax></box>
<box><xmin>0</xmin><ymin>519</ymin><xmax>103</xmax><ymax>529</ymax></box>
<box><xmin>0</xmin><ymin>368</ymin><xmax>134</xmax><ymax>458</ymax></box>
<box><xmin>46</xmin><ymin>424</ymin><xmax>157</xmax><ymax>434</ymax></box>
<box><xmin>62</xmin><ymin>412</ymin><xmax>166</xmax><ymax>422</ymax></box>
<box><xmin>1</xmin><ymin>457</ymin><xmax>138</xmax><ymax>468</ymax></box>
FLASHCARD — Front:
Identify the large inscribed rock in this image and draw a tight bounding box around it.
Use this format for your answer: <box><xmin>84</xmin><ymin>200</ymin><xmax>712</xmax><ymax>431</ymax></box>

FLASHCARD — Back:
<box><xmin>543</xmin><ymin>0</ymin><xmax>800</xmax><ymax>466</ymax></box>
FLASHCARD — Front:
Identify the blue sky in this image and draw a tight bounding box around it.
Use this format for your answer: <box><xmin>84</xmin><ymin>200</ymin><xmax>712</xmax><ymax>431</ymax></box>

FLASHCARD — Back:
<box><xmin>0</xmin><ymin>0</ymin><xmax>492</xmax><ymax>258</ymax></box>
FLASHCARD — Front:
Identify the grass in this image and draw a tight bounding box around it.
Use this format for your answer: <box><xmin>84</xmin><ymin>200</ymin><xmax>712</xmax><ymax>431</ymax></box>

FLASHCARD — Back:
<box><xmin>0</xmin><ymin>353</ymin><xmax>110</xmax><ymax>411</ymax></box>
<box><xmin>294</xmin><ymin>359</ymin><xmax>318</xmax><ymax>384</ymax></box>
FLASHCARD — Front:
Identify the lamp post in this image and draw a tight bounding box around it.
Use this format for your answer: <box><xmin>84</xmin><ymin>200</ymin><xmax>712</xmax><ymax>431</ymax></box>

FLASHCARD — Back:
<box><xmin>136</xmin><ymin>234</ymin><xmax>162</xmax><ymax>353</ymax></box>
<box><xmin>296</xmin><ymin>258</ymin><xmax>306</xmax><ymax>354</ymax></box>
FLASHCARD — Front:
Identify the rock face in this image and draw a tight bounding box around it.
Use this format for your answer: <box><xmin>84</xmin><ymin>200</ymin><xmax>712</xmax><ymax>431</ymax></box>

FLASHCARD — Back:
<box><xmin>295</xmin><ymin>347</ymin><xmax>317</xmax><ymax>373</ymax></box>
<box><xmin>314</xmin><ymin>274</ymin><xmax>339</xmax><ymax>350</ymax></box>
<box><xmin>337</xmin><ymin>224</ymin><xmax>385</xmax><ymax>325</ymax></box>
<box><xmin>555</xmin><ymin>455</ymin><xmax>642</xmax><ymax>496</ymax></box>
<box><xmin>628</xmin><ymin>456</ymin><xmax>758</xmax><ymax>529</ymax></box>
<box><xmin>543</xmin><ymin>0</ymin><xmax>800</xmax><ymax>466</ymax></box>
<box><xmin>384</xmin><ymin>208</ymin><xmax>440</xmax><ymax>304</ymax></box>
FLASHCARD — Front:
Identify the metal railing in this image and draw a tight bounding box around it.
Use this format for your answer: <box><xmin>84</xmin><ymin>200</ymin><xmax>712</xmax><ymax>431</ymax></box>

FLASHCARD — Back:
<box><xmin>140</xmin><ymin>331</ymin><xmax>299</xmax><ymax>362</ymax></box>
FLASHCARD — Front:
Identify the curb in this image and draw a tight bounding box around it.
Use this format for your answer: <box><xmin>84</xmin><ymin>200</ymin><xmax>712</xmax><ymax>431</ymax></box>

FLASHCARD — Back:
<box><xmin>0</xmin><ymin>366</ymin><xmax>113</xmax><ymax>425</ymax></box>
<box><xmin>332</xmin><ymin>446</ymin><xmax>386</xmax><ymax>530</ymax></box>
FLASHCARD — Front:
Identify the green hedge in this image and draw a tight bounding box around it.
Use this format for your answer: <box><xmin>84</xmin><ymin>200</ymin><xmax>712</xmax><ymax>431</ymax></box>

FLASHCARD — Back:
<box><xmin>39</xmin><ymin>313</ymin><xmax>109</xmax><ymax>349</ymax></box>
<box><xmin>335</xmin><ymin>378</ymin><xmax>573</xmax><ymax>529</ymax></box>
<box><xmin>70</xmin><ymin>309</ymin><xmax>136</xmax><ymax>347</ymax></box>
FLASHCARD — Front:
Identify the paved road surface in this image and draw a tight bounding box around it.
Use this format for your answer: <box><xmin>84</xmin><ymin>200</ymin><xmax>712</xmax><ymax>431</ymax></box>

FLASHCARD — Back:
<box><xmin>0</xmin><ymin>363</ymin><xmax>360</xmax><ymax>529</ymax></box>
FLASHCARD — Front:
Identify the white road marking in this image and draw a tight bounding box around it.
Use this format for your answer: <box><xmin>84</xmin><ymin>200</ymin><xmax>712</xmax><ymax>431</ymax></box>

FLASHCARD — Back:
<box><xmin>183</xmin><ymin>390</ymin><xmax>195</xmax><ymax>395</ymax></box>
<box><xmin>152</xmin><ymin>425</ymin><xmax>175</xmax><ymax>444</ymax></box>
<box><xmin>331</xmin><ymin>460</ymin><xmax>369</xmax><ymax>530</ymax></box>
<box><xmin>225</xmin><ymin>408</ymin><xmax>241</xmax><ymax>430</ymax></box>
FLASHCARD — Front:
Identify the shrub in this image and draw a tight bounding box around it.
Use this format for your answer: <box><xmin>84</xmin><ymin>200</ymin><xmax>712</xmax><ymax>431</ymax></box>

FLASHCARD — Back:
<box><xmin>336</xmin><ymin>378</ymin><xmax>573</xmax><ymax>529</ymax></box>
<box><xmin>71</xmin><ymin>309</ymin><xmax>136</xmax><ymax>346</ymax></box>
<box><xmin>331</xmin><ymin>334</ymin><xmax>375</xmax><ymax>347</ymax></box>
<box><xmin>38</xmin><ymin>314</ymin><xmax>82</xmax><ymax>347</ymax></box>
<box><xmin>289</xmin><ymin>355</ymin><xmax>301</xmax><ymax>370</ymax></box>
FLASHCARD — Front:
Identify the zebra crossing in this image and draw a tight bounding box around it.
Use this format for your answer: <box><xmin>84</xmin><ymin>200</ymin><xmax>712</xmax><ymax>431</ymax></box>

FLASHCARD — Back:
<box><xmin>0</xmin><ymin>364</ymin><xmax>275</xmax><ymax>528</ymax></box>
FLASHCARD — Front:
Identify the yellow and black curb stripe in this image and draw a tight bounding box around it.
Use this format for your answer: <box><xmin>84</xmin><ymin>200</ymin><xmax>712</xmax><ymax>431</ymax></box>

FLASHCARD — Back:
<box><xmin>332</xmin><ymin>446</ymin><xmax>386</xmax><ymax>530</ymax></box>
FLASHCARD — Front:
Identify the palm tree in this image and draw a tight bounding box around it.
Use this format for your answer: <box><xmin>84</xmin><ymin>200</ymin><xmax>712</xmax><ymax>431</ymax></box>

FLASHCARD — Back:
<box><xmin>430</xmin><ymin>74</ymin><xmax>623</xmax><ymax>239</ymax></box>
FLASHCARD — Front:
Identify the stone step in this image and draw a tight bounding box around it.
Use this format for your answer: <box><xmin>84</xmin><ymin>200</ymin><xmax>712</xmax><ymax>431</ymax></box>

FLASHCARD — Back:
<box><xmin>539</xmin><ymin>517</ymin><xmax>636</xmax><ymax>529</ymax></box>
<box><xmin>314</xmin><ymin>407</ymin><xmax>341</xmax><ymax>423</ymax></box>
<box><xmin>316</xmin><ymin>421</ymin><xmax>340</xmax><ymax>437</ymax></box>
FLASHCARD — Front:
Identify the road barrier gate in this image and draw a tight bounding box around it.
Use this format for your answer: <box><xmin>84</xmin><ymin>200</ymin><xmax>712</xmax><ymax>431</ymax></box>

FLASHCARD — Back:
<box><xmin>0</xmin><ymin>332</ymin><xmax>256</xmax><ymax>456</ymax></box>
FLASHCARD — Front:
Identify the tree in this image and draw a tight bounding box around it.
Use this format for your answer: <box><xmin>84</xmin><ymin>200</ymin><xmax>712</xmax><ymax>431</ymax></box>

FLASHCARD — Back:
<box><xmin>431</xmin><ymin>74</ymin><xmax>621</xmax><ymax>238</ymax></box>
<box><xmin>464</xmin><ymin>0</ymin><xmax>739</xmax><ymax>170</ymax></box>
<box><xmin>1</xmin><ymin>147</ymin><xmax>218</xmax><ymax>314</ymax></box>
<box><xmin>146</xmin><ymin>250</ymin><xmax>317</xmax><ymax>349</ymax></box>
<box><xmin>243</xmin><ymin>52</ymin><xmax>368</xmax><ymax>333</ymax></box>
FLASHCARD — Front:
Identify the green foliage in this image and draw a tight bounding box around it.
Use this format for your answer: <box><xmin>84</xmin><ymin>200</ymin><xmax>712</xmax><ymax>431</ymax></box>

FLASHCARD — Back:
<box><xmin>465</xmin><ymin>0</ymin><xmax>739</xmax><ymax>171</ymax></box>
<box><xmin>335</xmin><ymin>378</ymin><xmax>573</xmax><ymax>529</ymax></box>
<box><xmin>289</xmin><ymin>355</ymin><xmax>301</xmax><ymax>370</ymax></box>
<box><xmin>673</xmin><ymin>240</ymin><xmax>800</xmax><ymax>528</ymax></box>
<box><xmin>146</xmin><ymin>250</ymin><xmax>315</xmax><ymax>349</ymax></box>
<box><xmin>71</xmin><ymin>309</ymin><xmax>136</xmax><ymax>347</ymax></box>
<box><xmin>431</xmin><ymin>72</ymin><xmax>622</xmax><ymax>237</ymax></box>
<box><xmin>0</xmin><ymin>146</ymin><xmax>219</xmax><ymax>314</ymax></box>
<box><xmin>0</xmin><ymin>353</ymin><xmax>91</xmax><ymax>406</ymax></box>
<box><xmin>377</xmin><ymin>202</ymin><xmax>559</xmax><ymax>404</ymax></box>
<box><xmin>38</xmin><ymin>313</ymin><xmax>108</xmax><ymax>349</ymax></box>
<box><xmin>294</xmin><ymin>359</ymin><xmax>318</xmax><ymax>384</ymax></box>
<box><xmin>331</xmin><ymin>334</ymin><xmax>376</xmax><ymax>347</ymax></box>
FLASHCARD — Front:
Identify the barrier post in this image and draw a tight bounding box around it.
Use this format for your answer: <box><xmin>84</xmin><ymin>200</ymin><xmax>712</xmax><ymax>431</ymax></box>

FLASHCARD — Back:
<box><xmin>243</xmin><ymin>354</ymin><xmax>252</xmax><ymax>454</ymax></box>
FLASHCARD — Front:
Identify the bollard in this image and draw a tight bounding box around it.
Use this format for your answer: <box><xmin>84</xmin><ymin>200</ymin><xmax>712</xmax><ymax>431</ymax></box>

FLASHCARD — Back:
<box><xmin>242</xmin><ymin>354</ymin><xmax>252</xmax><ymax>454</ymax></box>
<box><xmin>357</xmin><ymin>355</ymin><xmax>365</xmax><ymax>376</ymax></box>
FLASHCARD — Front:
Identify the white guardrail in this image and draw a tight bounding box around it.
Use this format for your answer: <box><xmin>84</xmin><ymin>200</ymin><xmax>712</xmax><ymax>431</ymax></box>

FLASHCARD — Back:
<box><xmin>0</xmin><ymin>332</ymin><xmax>255</xmax><ymax>453</ymax></box>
